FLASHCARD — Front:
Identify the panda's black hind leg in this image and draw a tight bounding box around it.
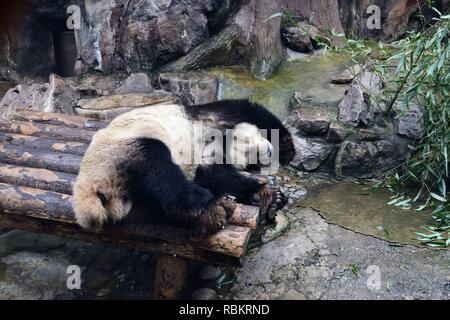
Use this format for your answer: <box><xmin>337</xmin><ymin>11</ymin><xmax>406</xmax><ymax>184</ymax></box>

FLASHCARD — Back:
<box><xmin>193</xmin><ymin>164</ymin><xmax>266</xmax><ymax>204</ymax></box>
<box><xmin>122</xmin><ymin>138</ymin><xmax>235</xmax><ymax>237</ymax></box>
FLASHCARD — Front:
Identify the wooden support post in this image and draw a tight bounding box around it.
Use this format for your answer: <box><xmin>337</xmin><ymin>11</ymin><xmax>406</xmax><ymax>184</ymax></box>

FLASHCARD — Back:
<box><xmin>153</xmin><ymin>255</ymin><xmax>188</xmax><ymax>300</ymax></box>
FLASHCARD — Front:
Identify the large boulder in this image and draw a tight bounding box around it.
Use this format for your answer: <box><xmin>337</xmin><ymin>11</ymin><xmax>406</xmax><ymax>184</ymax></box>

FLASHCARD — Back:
<box><xmin>74</xmin><ymin>0</ymin><xmax>214</xmax><ymax>74</ymax></box>
<box><xmin>282</xmin><ymin>21</ymin><xmax>324</xmax><ymax>53</ymax></box>
<box><xmin>338</xmin><ymin>84</ymin><xmax>373</xmax><ymax>127</ymax></box>
<box><xmin>114</xmin><ymin>73</ymin><xmax>153</xmax><ymax>95</ymax></box>
<box><xmin>335</xmin><ymin>140</ymin><xmax>406</xmax><ymax>178</ymax></box>
<box><xmin>286</xmin><ymin>94</ymin><xmax>337</xmax><ymax>136</ymax></box>
<box><xmin>391</xmin><ymin>102</ymin><xmax>423</xmax><ymax>140</ymax></box>
<box><xmin>0</xmin><ymin>74</ymin><xmax>78</xmax><ymax>119</ymax></box>
<box><xmin>290</xmin><ymin>136</ymin><xmax>334</xmax><ymax>171</ymax></box>
<box><xmin>159</xmin><ymin>72</ymin><xmax>219</xmax><ymax>106</ymax></box>
<box><xmin>0</xmin><ymin>252</ymin><xmax>78</xmax><ymax>299</ymax></box>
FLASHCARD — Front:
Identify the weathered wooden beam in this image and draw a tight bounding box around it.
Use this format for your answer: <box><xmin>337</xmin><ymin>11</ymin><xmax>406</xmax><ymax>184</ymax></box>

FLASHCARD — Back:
<box><xmin>12</xmin><ymin>110</ymin><xmax>107</xmax><ymax>131</ymax></box>
<box><xmin>0</xmin><ymin>132</ymin><xmax>88</xmax><ymax>156</ymax></box>
<box><xmin>0</xmin><ymin>161</ymin><xmax>260</xmax><ymax>228</ymax></box>
<box><xmin>0</xmin><ymin>145</ymin><xmax>81</xmax><ymax>174</ymax></box>
<box><xmin>0</xmin><ymin>213</ymin><xmax>243</xmax><ymax>266</ymax></box>
<box><xmin>0</xmin><ymin>120</ymin><xmax>95</xmax><ymax>143</ymax></box>
<box><xmin>0</xmin><ymin>164</ymin><xmax>75</xmax><ymax>194</ymax></box>
<box><xmin>153</xmin><ymin>255</ymin><xmax>188</xmax><ymax>300</ymax></box>
<box><xmin>229</xmin><ymin>204</ymin><xmax>259</xmax><ymax>230</ymax></box>
<box><xmin>0</xmin><ymin>183</ymin><xmax>251</xmax><ymax>264</ymax></box>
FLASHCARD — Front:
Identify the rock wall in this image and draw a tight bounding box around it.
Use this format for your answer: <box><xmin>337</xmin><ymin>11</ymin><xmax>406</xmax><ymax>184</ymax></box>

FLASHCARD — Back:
<box><xmin>73</xmin><ymin>0</ymin><xmax>214</xmax><ymax>75</ymax></box>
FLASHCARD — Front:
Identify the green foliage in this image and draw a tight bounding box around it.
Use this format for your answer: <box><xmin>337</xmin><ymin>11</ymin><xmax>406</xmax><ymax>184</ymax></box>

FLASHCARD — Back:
<box><xmin>332</xmin><ymin>12</ymin><xmax>450</xmax><ymax>247</ymax></box>
<box><xmin>280</xmin><ymin>7</ymin><xmax>297</xmax><ymax>29</ymax></box>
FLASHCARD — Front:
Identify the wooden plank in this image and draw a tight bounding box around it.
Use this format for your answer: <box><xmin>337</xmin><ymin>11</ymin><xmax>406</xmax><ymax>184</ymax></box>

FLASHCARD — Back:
<box><xmin>0</xmin><ymin>144</ymin><xmax>81</xmax><ymax>174</ymax></box>
<box><xmin>0</xmin><ymin>132</ymin><xmax>88</xmax><ymax>156</ymax></box>
<box><xmin>229</xmin><ymin>204</ymin><xmax>259</xmax><ymax>230</ymax></box>
<box><xmin>0</xmin><ymin>120</ymin><xmax>95</xmax><ymax>143</ymax></box>
<box><xmin>0</xmin><ymin>183</ymin><xmax>251</xmax><ymax>264</ymax></box>
<box><xmin>12</xmin><ymin>110</ymin><xmax>107</xmax><ymax>131</ymax></box>
<box><xmin>0</xmin><ymin>164</ymin><xmax>75</xmax><ymax>194</ymax></box>
<box><xmin>0</xmin><ymin>214</ymin><xmax>243</xmax><ymax>266</ymax></box>
<box><xmin>0</xmin><ymin>162</ymin><xmax>260</xmax><ymax>228</ymax></box>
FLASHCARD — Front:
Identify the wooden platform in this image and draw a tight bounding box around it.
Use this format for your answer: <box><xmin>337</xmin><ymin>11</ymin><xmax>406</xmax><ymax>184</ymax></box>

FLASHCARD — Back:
<box><xmin>0</xmin><ymin>110</ymin><xmax>263</xmax><ymax>299</ymax></box>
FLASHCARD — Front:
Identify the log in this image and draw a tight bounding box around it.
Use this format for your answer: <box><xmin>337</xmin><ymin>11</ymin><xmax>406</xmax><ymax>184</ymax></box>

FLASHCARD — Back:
<box><xmin>0</xmin><ymin>183</ymin><xmax>251</xmax><ymax>265</ymax></box>
<box><xmin>0</xmin><ymin>120</ymin><xmax>95</xmax><ymax>143</ymax></box>
<box><xmin>0</xmin><ymin>165</ymin><xmax>260</xmax><ymax>228</ymax></box>
<box><xmin>0</xmin><ymin>144</ymin><xmax>81</xmax><ymax>174</ymax></box>
<box><xmin>153</xmin><ymin>255</ymin><xmax>188</xmax><ymax>300</ymax></box>
<box><xmin>0</xmin><ymin>213</ymin><xmax>244</xmax><ymax>266</ymax></box>
<box><xmin>229</xmin><ymin>204</ymin><xmax>259</xmax><ymax>230</ymax></box>
<box><xmin>0</xmin><ymin>164</ymin><xmax>75</xmax><ymax>194</ymax></box>
<box><xmin>0</xmin><ymin>132</ymin><xmax>88</xmax><ymax>156</ymax></box>
<box><xmin>12</xmin><ymin>110</ymin><xmax>107</xmax><ymax>131</ymax></box>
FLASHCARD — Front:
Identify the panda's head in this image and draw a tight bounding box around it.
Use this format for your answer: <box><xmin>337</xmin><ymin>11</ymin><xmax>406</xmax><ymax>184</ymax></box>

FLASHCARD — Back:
<box><xmin>228</xmin><ymin>123</ymin><xmax>273</xmax><ymax>170</ymax></box>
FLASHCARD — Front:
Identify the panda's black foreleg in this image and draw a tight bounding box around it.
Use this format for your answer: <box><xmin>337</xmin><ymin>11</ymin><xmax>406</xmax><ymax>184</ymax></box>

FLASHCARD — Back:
<box><xmin>123</xmin><ymin>138</ymin><xmax>236</xmax><ymax>236</ymax></box>
<box><xmin>193</xmin><ymin>164</ymin><xmax>266</xmax><ymax>204</ymax></box>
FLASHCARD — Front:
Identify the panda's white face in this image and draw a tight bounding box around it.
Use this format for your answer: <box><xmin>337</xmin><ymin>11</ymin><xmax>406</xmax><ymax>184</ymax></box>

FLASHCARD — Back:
<box><xmin>228</xmin><ymin>123</ymin><xmax>273</xmax><ymax>170</ymax></box>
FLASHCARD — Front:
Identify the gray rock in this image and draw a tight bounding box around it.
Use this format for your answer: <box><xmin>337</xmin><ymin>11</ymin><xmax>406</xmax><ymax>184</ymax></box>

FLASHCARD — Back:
<box><xmin>294</xmin><ymin>188</ymin><xmax>307</xmax><ymax>198</ymax></box>
<box><xmin>0</xmin><ymin>252</ymin><xmax>76</xmax><ymax>300</ymax></box>
<box><xmin>0</xmin><ymin>82</ymin><xmax>49</xmax><ymax>119</ymax></box>
<box><xmin>331</xmin><ymin>65</ymin><xmax>361</xmax><ymax>84</ymax></box>
<box><xmin>281</xmin><ymin>21</ymin><xmax>323</xmax><ymax>53</ymax></box>
<box><xmin>287</xmin><ymin>94</ymin><xmax>337</xmax><ymax>136</ymax></box>
<box><xmin>290</xmin><ymin>136</ymin><xmax>333</xmax><ymax>171</ymax></box>
<box><xmin>115</xmin><ymin>73</ymin><xmax>153</xmax><ymax>94</ymax></box>
<box><xmin>75</xmin><ymin>0</ymin><xmax>213</xmax><ymax>74</ymax></box>
<box><xmin>0</xmin><ymin>74</ymin><xmax>78</xmax><ymax>119</ymax></box>
<box><xmin>72</xmin><ymin>74</ymin><xmax>121</xmax><ymax>97</ymax></box>
<box><xmin>282</xmin><ymin>26</ymin><xmax>314</xmax><ymax>52</ymax></box>
<box><xmin>356</xmin><ymin>128</ymin><xmax>384</xmax><ymax>141</ymax></box>
<box><xmin>0</xmin><ymin>230</ymin><xmax>65</xmax><ymax>258</ymax></box>
<box><xmin>159</xmin><ymin>71</ymin><xmax>218</xmax><ymax>106</ymax></box>
<box><xmin>46</xmin><ymin>74</ymin><xmax>79</xmax><ymax>115</ymax></box>
<box><xmin>191</xmin><ymin>288</ymin><xmax>218</xmax><ymax>300</ymax></box>
<box><xmin>391</xmin><ymin>102</ymin><xmax>423</xmax><ymax>140</ymax></box>
<box><xmin>335</xmin><ymin>140</ymin><xmax>406</xmax><ymax>178</ymax></box>
<box><xmin>327</xmin><ymin>122</ymin><xmax>351</xmax><ymax>143</ymax></box>
<box><xmin>338</xmin><ymin>84</ymin><xmax>374</xmax><ymax>127</ymax></box>
<box><xmin>354</xmin><ymin>71</ymin><xmax>383</xmax><ymax>96</ymax></box>
<box><xmin>262</xmin><ymin>212</ymin><xmax>290</xmax><ymax>244</ymax></box>
<box><xmin>199</xmin><ymin>265</ymin><xmax>223</xmax><ymax>282</ymax></box>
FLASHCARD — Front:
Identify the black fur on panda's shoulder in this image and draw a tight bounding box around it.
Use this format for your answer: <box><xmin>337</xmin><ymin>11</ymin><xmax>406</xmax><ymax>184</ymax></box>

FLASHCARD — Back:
<box><xmin>185</xmin><ymin>99</ymin><xmax>295</xmax><ymax>164</ymax></box>
<box><xmin>185</xmin><ymin>99</ymin><xmax>286</xmax><ymax>132</ymax></box>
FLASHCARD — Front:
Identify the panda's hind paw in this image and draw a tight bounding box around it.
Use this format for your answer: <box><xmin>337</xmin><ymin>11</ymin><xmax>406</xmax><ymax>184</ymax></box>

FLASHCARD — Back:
<box><xmin>195</xmin><ymin>196</ymin><xmax>236</xmax><ymax>237</ymax></box>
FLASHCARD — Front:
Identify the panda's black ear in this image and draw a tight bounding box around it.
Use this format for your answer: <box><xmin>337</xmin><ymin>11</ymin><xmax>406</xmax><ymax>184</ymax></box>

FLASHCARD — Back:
<box><xmin>96</xmin><ymin>191</ymin><xmax>109</xmax><ymax>207</ymax></box>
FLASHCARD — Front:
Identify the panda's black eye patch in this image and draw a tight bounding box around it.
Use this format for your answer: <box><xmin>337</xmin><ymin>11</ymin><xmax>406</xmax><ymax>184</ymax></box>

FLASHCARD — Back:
<box><xmin>96</xmin><ymin>191</ymin><xmax>109</xmax><ymax>207</ymax></box>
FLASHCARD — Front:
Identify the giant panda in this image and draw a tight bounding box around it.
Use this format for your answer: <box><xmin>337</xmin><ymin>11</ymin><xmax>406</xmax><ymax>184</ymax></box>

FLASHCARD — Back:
<box><xmin>72</xmin><ymin>99</ymin><xmax>295</xmax><ymax>236</ymax></box>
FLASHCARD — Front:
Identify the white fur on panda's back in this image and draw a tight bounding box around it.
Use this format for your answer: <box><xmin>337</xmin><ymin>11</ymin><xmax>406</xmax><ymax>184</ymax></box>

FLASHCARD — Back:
<box><xmin>98</xmin><ymin>104</ymin><xmax>190</xmax><ymax>149</ymax></box>
<box><xmin>91</xmin><ymin>104</ymin><xmax>199</xmax><ymax>178</ymax></box>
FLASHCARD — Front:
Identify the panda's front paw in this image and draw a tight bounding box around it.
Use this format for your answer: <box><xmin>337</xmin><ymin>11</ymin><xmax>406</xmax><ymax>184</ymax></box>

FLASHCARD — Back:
<box><xmin>195</xmin><ymin>196</ymin><xmax>236</xmax><ymax>237</ymax></box>
<box><xmin>252</xmin><ymin>186</ymin><xmax>287</xmax><ymax>222</ymax></box>
<box><xmin>266</xmin><ymin>186</ymin><xmax>287</xmax><ymax>221</ymax></box>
